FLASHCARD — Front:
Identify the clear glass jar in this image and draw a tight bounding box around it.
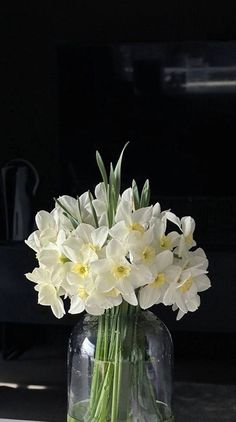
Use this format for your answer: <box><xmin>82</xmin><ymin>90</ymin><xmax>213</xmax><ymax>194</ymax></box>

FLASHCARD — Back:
<box><xmin>67</xmin><ymin>304</ymin><xmax>175</xmax><ymax>422</ymax></box>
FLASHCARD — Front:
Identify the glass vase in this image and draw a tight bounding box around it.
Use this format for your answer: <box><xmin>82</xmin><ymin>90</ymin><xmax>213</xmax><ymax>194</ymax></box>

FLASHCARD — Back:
<box><xmin>67</xmin><ymin>303</ymin><xmax>175</xmax><ymax>422</ymax></box>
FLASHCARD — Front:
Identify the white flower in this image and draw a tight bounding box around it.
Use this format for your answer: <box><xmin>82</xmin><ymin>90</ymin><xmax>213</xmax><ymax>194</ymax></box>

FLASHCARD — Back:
<box><xmin>87</xmin><ymin>288</ymin><xmax>122</xmax><ymax>314</ymax></box>
<box><xmin>176</xmin><ymin>216</ymin><xmax>196</xmax><ymax>257</ymax></box>
<box><xmin>37</xmin><ymin>229</ymin><xmax>68</xmax><ymax>267</ymax></box>
<box><xmin>120</xmin><ymin>187</ymin><xmax>133</xmax><ymax>209</ymax></box>
<box><xmin>162</xmin><ymin>210</ymin><xmax>181</xmax><ymax>229</ymax></box>
<box><xmin>67</xmin><ymin>279</ymin><xmax>96</xmax><ymax>315</ymax></box>
<box><xmin>92</xmin><ymin>182</ymin><xmax>109</xmax><ymax>226</ymax></box>
<box><xmin>151</xmin><ymin>202</ymin><xmax>161</xmax><ymax>220</ymax></box>
<box><xmin>128</xmin><ymin>228</ymin><xmax>156</xmax><ymax>265</ymax></box>
<box><xmin>73</xmin><ymin>223</ymin><xmax>108</xmax><ymax>258</ymax></box>
<box><xmin>152</xmin><ymin>219</ymin><xmax>180</xmax><ymax>252</ymax></box>
<box><xmin>92</xmin><ymin>239</ymin><xmax>152</xmax><ymax>306</ymax></box>
<box><xmin>175</xmin><ymin>248</ymin><xmax>209</xmax><ymax>272</ymax></box>
<box><xmin>68</xmin><ymin>283</ymin><xmax>122</xmax><ymax>316</ymax></box>
<box><xmin>110</xmin><ymin>196</ymin><xmax>153</xmax><ymax>243</ymax></box>
<box><xmin>163</xmin><ymin>257</ymin><xmax>211</xmax><ymax>320</ymax></box>
<box><xmin>139</xmin><ymin>250</ymin><xmax>181</xmax><ymax>309</ymax></box>
<box><xmin>61</xmin><ymin>237</ymin><xmax>97</xmax><ymax>285</ymax></box>
<box><xmin>55</xmin><ymin>192</ymin><xmax>94</xmax><ymax>228</ymax></box>
<box><xmin>25</xmin><ymin>265</ymin><xmax>66</xmax><ymax>318</ymax></box>
<box><xmin>151</xmin><ymin>203</ymin><xmax>181</xmax><ymax>228</ymax></box>
<box><xmin>25</xmin><ymin>210</ymin><xmax>58</xmax><ymax>253</ymax></box>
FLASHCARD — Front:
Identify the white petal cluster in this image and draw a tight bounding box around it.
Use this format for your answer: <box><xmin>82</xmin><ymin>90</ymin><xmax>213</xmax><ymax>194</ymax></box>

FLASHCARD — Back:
<box><xmin>25</xmin><ymin>183</ymin><xmax>211</xmax><ymax>320</ymax></box>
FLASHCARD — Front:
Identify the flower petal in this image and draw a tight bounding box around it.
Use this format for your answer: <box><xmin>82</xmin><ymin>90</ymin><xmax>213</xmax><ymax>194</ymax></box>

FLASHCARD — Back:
<box><xmin>95</xmin><ymin>273</ymin><xmax>116</xmax><ymax>292</ymax></box>
<box><xmin>51</xmin><ymin>297</ymin><xmax>65</xmax><ymax>318</ymax></box>
<box><xmin>109</xmin><ymin>221</ymin><xmax>129</xmax><ymax>242</ymax></box>
<box><xmin>139</xmin><ymin>285</ymin><xmax>161</xmax><ymax>309</ymax></box>
<box><xmin>69</xmin><ymin>295</ymin><xmax>85</xmax><ymax>314</ymax></box>
<box><xmin>61</xmin><ymin>238</ymin><xmax>84</xmax><ymax>262</ymax></box>
<box><xmin>194</xmin><ymin>274</ymin><xmax>211</xmax><ymax>292</ymax></box>
<box><xmin>36</xmin><ymin>211</ymin><xmax>56</xmax><ymax>231</ymax></box>
<box><xmin>106</xmin><ymin>238</ymin><xmax>127</xmax><ymax>259</ymax></box>
<box><xmin>91</xmin><ymin>226</ymin><xmax>108</xmax><ymax>248</ymax></box>
<box><xmin>153</xmin><ymin>250</ymin><xmax>173</xmax><ymax>273</ymax></box>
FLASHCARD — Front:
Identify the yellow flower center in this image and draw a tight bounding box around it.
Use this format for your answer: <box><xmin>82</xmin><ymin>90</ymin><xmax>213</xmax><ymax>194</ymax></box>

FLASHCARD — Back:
<box><xmin>142</xmin><ymin>246</ymin><xmax>155</xmax><ymax>262</ymax></box>
<box><xmin>151</xmin><ymin>272</ymin><xmax>166</xmax><ymax>287</ymax></box>
<box><xmin>58</xmin><ymin>255</ymin><xmax>70</xmax><ymax>264</ymax></box>
<box><xmin>112</xmin><ymin>265</ymin><xmax>131</xmax><ymax>280</ymax></box>
<box><xmin>185</xmin><ymin>233</ymin><xmax>193</xmax><ymax>245</ymax></box>
<box><xmin>72</xmin><ymin>263</ymin><xmax>89</xmax><ymax>278</ymax></box>
<box><xmin>87</xmin><ymin>243</ymin><xmax>100</xmax><ymax>253</ymax></box>
<box><xmin>129</xmin><ymin>222</ymin><xmax>145</xmax><ymax>233</ymax></box>
<box><xmin>78</xmin><ymin>287</ymin><xmax>88</xmax><ymax>300</ymax></box>
<box><xmin>160</xmin><ymin>236</ymin><xmax>171</xmax><ymax>249</ymax></box>
<box><xmin>178</xmin><ymin>276</ymin><xmax>193</xmax><ymax>293</ymax></box>
<box><xmin>106</xmin><ymin>288</ymin><xmax>120</xmax><ymax>298</ymax></box>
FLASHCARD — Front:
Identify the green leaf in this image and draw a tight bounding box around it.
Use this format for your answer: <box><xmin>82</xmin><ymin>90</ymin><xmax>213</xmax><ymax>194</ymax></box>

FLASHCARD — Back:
<box><xmin>88</xmin><ymin>191</ymin><xmax>99</xmax><ymax>228</ymax></box>
<box><xmin>109</xmin><ymin>163</ymin><xmax>117</xmax><ymax>202</ymax></box>
<box><xmin>114</xmin><ymin>141</ymin><xmax>129</xmax><ymax>195</ymax></box>
<box><xmin>76</xmin><ymin>195</ymin><xmax>83</xmax><ymax>223</ymax></box>
<box><xmin>96</xmin><ymin>143</ymin><xmax>130</xmax><ymax>227</ymax></box>
<box><xmin>109</xmin><ymin>162</ymin><xmax>116</xmax><ymax>188</ymax></box>
<box><xmin>108</xmin><ymin>163</ymin><xmax>116</xmax><ymax>227</ymax></box>
<box><xmin>96</xmin><ymin>150</ymin><xmax>108</xmax><ymax>189</ymax></box>
<box><xmin>132</xmin><ymin>179</ymin><xmax>140</xmax><ymax>210</ymax></box>
<box><xmin>140</xmin><ymin>179</ymin><xmax>150</xmax><ymax>208</ymax></box>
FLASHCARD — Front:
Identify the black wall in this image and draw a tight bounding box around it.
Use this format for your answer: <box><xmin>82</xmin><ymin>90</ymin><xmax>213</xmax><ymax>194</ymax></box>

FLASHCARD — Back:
<box><xmin>1</xmin><ymin>3</ymin><xmax>236</xmax><ymax>337</ymax></box>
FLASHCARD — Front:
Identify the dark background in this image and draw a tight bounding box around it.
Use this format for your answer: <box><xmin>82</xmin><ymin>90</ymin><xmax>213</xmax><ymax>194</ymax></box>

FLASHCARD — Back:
<box><xmin>0</xmin><ymin>3</ymin><xmax>236</xmax><ymax>419</ymax></box>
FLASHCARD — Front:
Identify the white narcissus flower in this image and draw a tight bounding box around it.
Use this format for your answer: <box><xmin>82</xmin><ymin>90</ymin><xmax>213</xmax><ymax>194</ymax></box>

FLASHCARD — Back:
<box><xmin>67</xmin><ymin>278</ymin><xmax>97</xmax><ymax>315</ymax></box>
<box><xmin>73</xmin><ymin>223</ymin><xmax>108</xmax><ymax>258</ymax></box>
<box><xmin>119</xmin><ymin>188</ymin><xmax>133</xmax><ymax>209</ymax></box>
<box><xmin>55</xmin><ymin>192</ymin><xmax>94</xmax><ymax>228</ymax></box>
<box><xmin>92</xmin><ymin>239</ymin><xmax>152</xmax><ymax>306</ymax></box>
<box><xmin>176</xmin><ymin>216</ymin><xmax>196</xmax><ymax>257</ymax></box>
<box><xmin>37</xmin><ymin>229</ymin><xmax>68</xmax><ymax>267</ymax></box>
<box><xmin>61</xmin><ymin>237</ymin><xmax>97</xmax><ymax>285</ymax></box>
<box><xmin>152</xmin><ymin>219</ymin><xmax>180</xmax><ymax>253</ymax></box>
<box><xmin>25</xmin><ymin>265</ymin><xmax>66</xmax><ymax>318</ymax></box>
<box><xmin>151</xmin><ymin>203</ymin><xmax>181</xmax><ymax>227</ymax></box>
<box><xmin>92</xmin><ymin>182</ymin><xmax>109</xmax><ymax>226</ymax></box>
<box><xmin>162</xmin><ymin>210</ymin><xmax>181</xmax><ymax>229</ymax></box>
<box><xmin>174</xmin><ymin>248</ymin><xmax>209</xmax><ymax>272</ymax></box>
<box><xmin>110</xmin><ymin>198</ymin><xmax>153</xmax><ymax>243</ymax></box>
<box><xmin>25</xmin><ymin>210</ymin><xmax>58</xmax><ymax>253</ymax></box>
<box><xmin>151</xmin><ymin>202</ymin><xmax>161</xmax><ymax>220</ymax></box>
<box><xmin>35</xmin><ymin>210</ymin><xmax>57</xmax><ymax>232</ymax></box>
<box><xmin>79</xmin><ymin>191</ymin><xmax>95</xmax><ymax>225</ymax></box>
<box><xmin>86</xmin><ymin>288</ymin><xmax>122</xmax><ymax>314</ymax></box>
<box><xmin>68</xmin><ymin>280</ymin><xmax>122</xmax><ymax>316</ymax></box>
<box><xmin>128</xmin><ymin>228</ymin><xmax>156</xmax><ymax>265</ymax></box>
<box><xmin>139</xmin><ymin>250</ymin><xmax>181</xmax><ymax>309</ymax></box>
<box><xmin>163</xmin><ymin>255</ymin><xmax>211</xmax><ymax>320</ymax></box>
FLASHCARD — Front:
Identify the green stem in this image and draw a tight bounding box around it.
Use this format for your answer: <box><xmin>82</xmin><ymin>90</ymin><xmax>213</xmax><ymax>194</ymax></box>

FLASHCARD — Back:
<box><xmin>93</xmin><ymin>362</ymin><xmax>113</xmax><ymax>420</ymax></box>
<box><xmin>103</xmin><ymin>313</ymin><xmax>109</xmax><ymax>362</ymax></box>
<box><xmin>111</xmin><ymin>309</ymin><xmax>121</xmax><ymax>422</ymax></box>
<box><xmin>86</xmin><ymin>315</ymin><xmax>104</xmax><ymax>419</ymax></box>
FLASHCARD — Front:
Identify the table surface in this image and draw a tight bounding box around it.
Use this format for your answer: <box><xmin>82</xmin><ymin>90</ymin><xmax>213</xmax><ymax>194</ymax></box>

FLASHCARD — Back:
<box><xmin>1</xmin><ymin>382</ymin><xmax>236</xmax><ymax>422</ymax></box>
<box><xmin>0</xmin><ymin>420</ymin><xmax>46</xmax><ymax>422</ymax></box>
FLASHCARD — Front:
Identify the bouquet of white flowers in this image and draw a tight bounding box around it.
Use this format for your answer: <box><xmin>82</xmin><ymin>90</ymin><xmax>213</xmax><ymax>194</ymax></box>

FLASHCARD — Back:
<box><xmin>25</xmin><ymin>143</ymin><xmax>211</xmax><ymax>421</ymax></box>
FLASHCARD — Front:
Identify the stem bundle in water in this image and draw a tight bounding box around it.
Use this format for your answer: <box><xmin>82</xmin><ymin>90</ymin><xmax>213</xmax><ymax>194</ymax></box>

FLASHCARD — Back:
<box><xmin>68</xmin><ymin>303</ymin><xmax>174</xmax><ymax>422</ymax></box>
